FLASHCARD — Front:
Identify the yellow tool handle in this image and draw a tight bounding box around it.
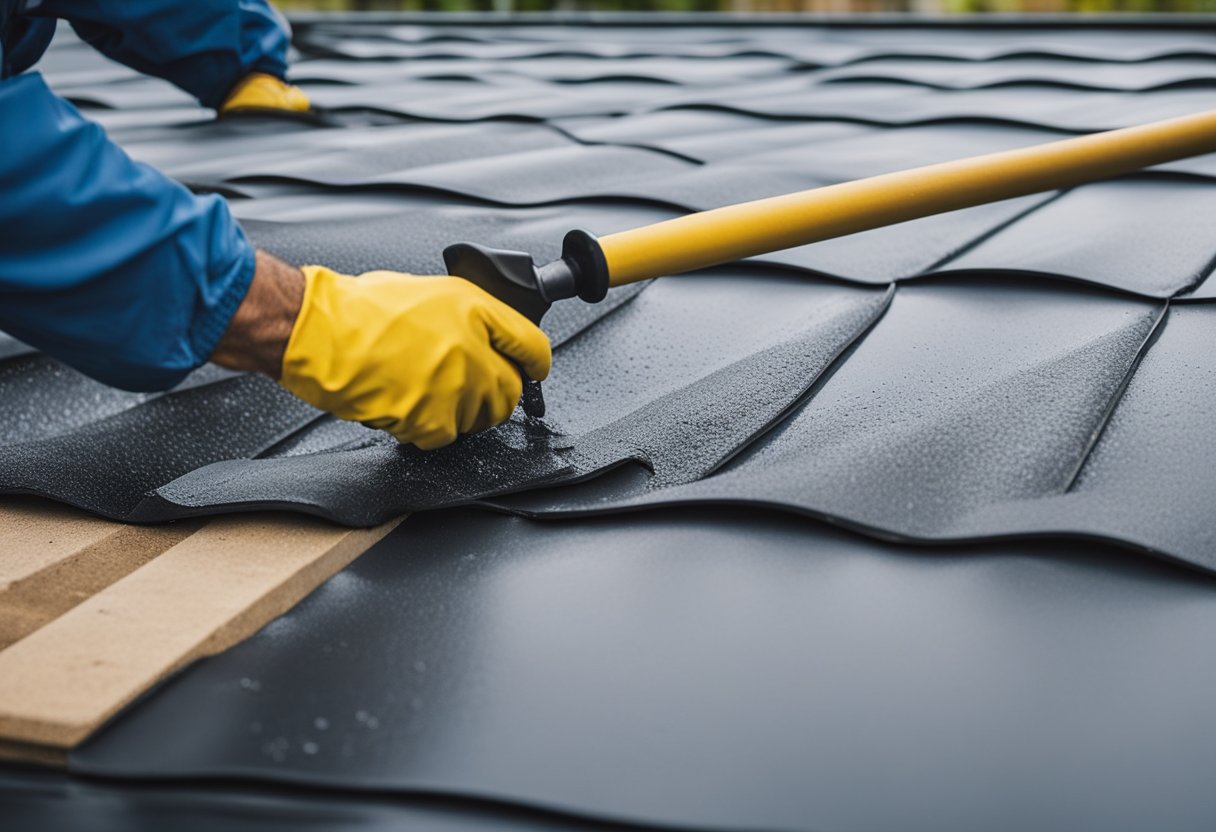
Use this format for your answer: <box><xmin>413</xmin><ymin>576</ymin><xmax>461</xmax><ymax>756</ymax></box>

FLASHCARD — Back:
<box><xmin>599</xmin><ymin>110</ymin><xmax>1216</xmax><ymax>287</ymax></box>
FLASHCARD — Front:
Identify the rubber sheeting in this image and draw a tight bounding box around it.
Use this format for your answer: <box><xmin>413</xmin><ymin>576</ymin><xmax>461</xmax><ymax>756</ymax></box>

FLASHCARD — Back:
<box><xmin>0</xmin><ymin>766</ymin><xmax>617</xmax><ymax>832</ymax></box>
<box><xmin>72</xmin><ymin>506</ymin><xmax>1216</xmax><ymax>832</ymax></box>
<box><xmin>0</xmin><ymin>334</ymin><xmax>34</xmax><ymax>361</ymax></box>
<box><xmin>125</xmin><ymin>272</ymin><xmax>891</xmax><ymax>525</ymax></box>
<box><xmin>495</xmin><ymin>282</ymin><xmax>1216</xmax><ymax>570</ymax></box>
<box><xmin>6</xmin><ymin>21</ymin><xmax>1216</xmax><ymax>569</ymax></box>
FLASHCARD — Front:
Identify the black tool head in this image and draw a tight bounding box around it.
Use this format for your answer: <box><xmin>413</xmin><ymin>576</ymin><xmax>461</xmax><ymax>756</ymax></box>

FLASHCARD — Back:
<box><xmin>442</xmin><ymin>230</ymin><xmax>609</xmax><ymax>326</ymax></box>
<box><xmin>443</xmin><ymin>243</ymin><xmax>550</xmax><ymax>323</ymax></box>
<box><xmin>442</xmin><ymin>232</ymin><xmax>608</xmax><ymax>420</ymax></box>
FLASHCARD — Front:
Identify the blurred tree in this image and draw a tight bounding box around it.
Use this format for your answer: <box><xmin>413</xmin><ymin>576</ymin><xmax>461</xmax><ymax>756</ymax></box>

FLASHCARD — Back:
<box><xmin>276</xmin><ymin>0</ymin><xmax>1216</xmax><ymax>11</ymax></box>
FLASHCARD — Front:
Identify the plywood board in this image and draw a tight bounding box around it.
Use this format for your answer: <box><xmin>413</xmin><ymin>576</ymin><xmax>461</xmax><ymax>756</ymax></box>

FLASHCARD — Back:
<box><xmin>0</xmin><ymin>498</ymin><xmax>198</xmax><ymax>649</ymax></box>
<box><xmin>0</xmin><ymin>508</ymin><xmax>402</xmax><ymax>759</ymax></box>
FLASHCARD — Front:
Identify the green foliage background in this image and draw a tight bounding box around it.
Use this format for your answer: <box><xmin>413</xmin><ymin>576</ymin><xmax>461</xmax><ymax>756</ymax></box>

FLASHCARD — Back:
<box><xmin>277</xmin><ymin>0</ymin><xmax>1216</xmax><ymax>13</ymax></box>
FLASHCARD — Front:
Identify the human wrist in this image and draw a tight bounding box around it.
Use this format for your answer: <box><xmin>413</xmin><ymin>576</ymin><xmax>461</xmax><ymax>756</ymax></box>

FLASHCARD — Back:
<box><xmin>211</xmin><ymin>250</ymin><xmax>305</xmax><ymax>378</ymax></box>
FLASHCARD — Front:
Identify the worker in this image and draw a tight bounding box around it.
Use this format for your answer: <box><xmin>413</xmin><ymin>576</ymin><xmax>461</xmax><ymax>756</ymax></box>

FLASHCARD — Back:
<box><xmin>0</xmin><ymin>1</ymin><xmax>550</xmax><ymax>450</ymax></box>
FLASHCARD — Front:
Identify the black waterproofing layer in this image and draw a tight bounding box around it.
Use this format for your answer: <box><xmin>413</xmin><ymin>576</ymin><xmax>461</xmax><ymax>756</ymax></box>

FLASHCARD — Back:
<box><xmin>137</xmin><ymin>271</ymin><xmax>890</xmax><ymax>525</ymax></box>
<box><xmin>496</xmin><ymin>281</ymin><xmax>1216</xmax><ymax>569</ymax></box>
<box><xmin>73</xmin><ymin>507</ymin><xmax>1216</xmax><ymax>832</ymax></box>
<box><xmin>814</xmin><ymin>56</ymin><xmax>1216</xmax><ymax>91</ymax></box>
<box><xmin>6</xmin><ymin>21</ymin><xmax>1216</xmax><ymax>571</ymax></box>
<box><xmin>0</xmin><ymin>767</ymin><xmax>607</xmax><ymax>832</ymax></box>
<box><xmin>0</xmin><ymin>334</ymin><xmax>33</xmax><ymax>361</ymax></box>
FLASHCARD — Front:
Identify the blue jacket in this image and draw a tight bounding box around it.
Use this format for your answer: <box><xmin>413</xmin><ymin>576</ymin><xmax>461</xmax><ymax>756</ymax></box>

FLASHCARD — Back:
<box><xmin>0</xmin><ymin>1</ymin><xmax>291</xmax><ymax>391</ymax></box>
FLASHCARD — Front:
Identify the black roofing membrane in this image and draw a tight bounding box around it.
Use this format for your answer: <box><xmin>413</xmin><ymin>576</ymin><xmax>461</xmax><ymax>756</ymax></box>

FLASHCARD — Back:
<box><xmin>940</xmin><ymin>177</ymin><xmax>1216</xmax><ymax>297</ymax></box>
<box><xmin>132</xmin><ymin>271</ymin><xmax>889</xmax><ymax>525</ymax></box>
<box><xmin>815</xmin><ymin>56</ymin><xmax>1216</xmax><ymax>92</ymax></box>
<box><xmin>0</xmin><ymin>767</ymin><xmax>609</xmax><ymax>832</ymax></box>
<box><xmin>0</xmin><ymin>334</ymin><xmax>34</xmax><ymax>361</ymax></box>
<box><xmin>497</xmin><ymin>280</ymin><xmax>1216</xmax><ymax>561</ymax></box>
<box><xmin>0</xmin><ymin>375</ymin><xmax>321</xmax><ymax>519</ymax></box>
<box><xmin>74</xmin><ymin>507</ymin><xmax>1216</xmax><ymax>832</ymax></box>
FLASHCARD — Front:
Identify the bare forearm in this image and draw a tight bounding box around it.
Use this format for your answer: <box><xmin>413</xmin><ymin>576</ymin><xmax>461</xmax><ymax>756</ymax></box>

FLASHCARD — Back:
<box><xmin>212</xmin><ymin>250</ymin><xmax>304</xmax><ymax>378</ymax></box>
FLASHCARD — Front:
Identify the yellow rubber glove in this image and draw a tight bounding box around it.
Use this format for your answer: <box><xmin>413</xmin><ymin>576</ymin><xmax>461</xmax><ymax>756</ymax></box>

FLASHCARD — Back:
<box><xmin>219</xmin><ymin>72</ymin><xmax>311</xmax><ymax>114</ymax></box>
<box><xmin>280</xmin><ymin>267</ymin><xmax>551</xmax><ymax>450</ymax></box>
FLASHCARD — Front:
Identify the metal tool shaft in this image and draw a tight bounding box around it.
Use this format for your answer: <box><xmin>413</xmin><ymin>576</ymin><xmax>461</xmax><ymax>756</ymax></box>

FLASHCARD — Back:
<box><xmin>597</xmin><ymin>109</ymin><xmax>1216</xmax><ymax>286</ymax></box>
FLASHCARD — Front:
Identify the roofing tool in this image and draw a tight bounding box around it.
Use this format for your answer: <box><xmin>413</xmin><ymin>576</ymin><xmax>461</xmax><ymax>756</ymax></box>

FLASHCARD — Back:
<box><xmin>443</xmin><ymin>109</ymin><xmax>1216</xmax><ymax>415</ymax></box>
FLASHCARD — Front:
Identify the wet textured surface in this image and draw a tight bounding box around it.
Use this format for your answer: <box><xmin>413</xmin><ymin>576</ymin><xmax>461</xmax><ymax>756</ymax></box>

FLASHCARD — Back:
<box><xmin>0</xmin><ymin>356</ymin><xmax>154</xmax><ymax>446</ymax></box>
<box><xmin>0</xmin><ymin>374</ymin><xmax>321</xmax><ymax>520</ymax></box>
<box><xmin>942</xmin><ymin>177</ymin><xmax>1216</xmax><ymax>297</ymax></box>
<box><xmin>500</xmin><ymin>281</ymin><xmax>1213</xmax><ymax>566</ymax></box>
<box><xmin>130</xmin><ymin>272</ymin><xmax>889</xmax><ymax>525</ymax></box>
<box><xmin>0</xmin><ymin>360</ymin><xmax>236</xmax><ymax>447</ymax></box>
<box><xmin>966</xmin><ymin>304</ymin><xmax>1216</xmax><ymax>566</ymax></box>
<box><xmin>542</xmin><ymin>272</ymin><xmax>892</xmax><ymax>488</ymax></box>
<box><xmin>143</xmin><ymin>415</ymin><xmax>574</xmax><ymax>526</ymax></box>
<box><xmin>73</xmin><ymin>507</ymin><xmax>1216</xmax><ymax>832</ymax></box>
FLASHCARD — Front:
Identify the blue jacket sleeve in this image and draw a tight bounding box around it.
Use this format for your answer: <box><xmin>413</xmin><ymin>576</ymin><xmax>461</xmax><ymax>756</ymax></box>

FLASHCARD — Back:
<box><xmin>26</xmin><ymin>0</ymin><xmax>291</xmax><ymax>108</ymax></box>
<box><xmin>0</xmin><ymin>72</ymin><xmax>256</xmax><ymax>391</ymax></box>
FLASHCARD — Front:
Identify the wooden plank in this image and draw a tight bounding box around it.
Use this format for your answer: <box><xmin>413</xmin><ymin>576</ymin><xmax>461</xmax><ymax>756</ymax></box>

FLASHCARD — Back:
<box><xmin>0</xmin><ymin>737</ymin><xmax>67</xmax><ymax>768</ymax></box>
<box><xmin>0</xmin><ymin>512</ymin><xmax>403</xmax><ymax>757</ymax></box>
<box><xmin>0</xmin><ymin>497</ymin><xmax>198</xmax><ymax>649</ymax></box>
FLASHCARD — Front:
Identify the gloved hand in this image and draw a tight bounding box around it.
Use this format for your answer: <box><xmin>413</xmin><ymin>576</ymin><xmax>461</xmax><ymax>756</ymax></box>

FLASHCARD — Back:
<box><xmin>219</xmin><ymin>72</ymin><xmax>311</xmax><ymax>115</ymax></box>
<box><xmin>279</xmin><ymin>266</ymin><xmax>551</xmax><ymax>450</ymax></box>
